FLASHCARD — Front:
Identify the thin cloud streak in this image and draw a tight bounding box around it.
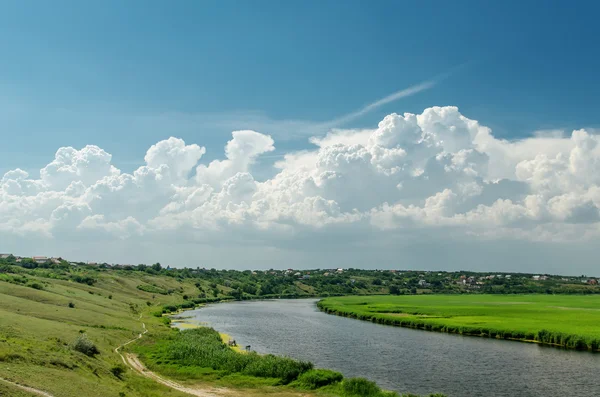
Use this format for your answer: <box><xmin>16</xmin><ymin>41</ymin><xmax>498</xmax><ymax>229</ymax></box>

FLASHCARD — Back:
<box><xmin>323</xmin><ymin>80</ymin><xmax>437</xmax><ymax>128</ymax></box>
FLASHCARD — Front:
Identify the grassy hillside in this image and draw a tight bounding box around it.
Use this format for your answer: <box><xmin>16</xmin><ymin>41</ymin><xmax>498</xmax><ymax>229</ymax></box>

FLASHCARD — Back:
<box><xmin>0</xmin><ymin>265</ymin><xmax>195</xmax><ymax>397</ymax></box>
<box><xmin>318</xmin><ymin>295</ymin><xmax>600</xmax><ymax>350</ymax></box>
<box><xmin>0</xmin><ymin>262</ymin><xmax>444</xmax><ymax>397</ymax></box>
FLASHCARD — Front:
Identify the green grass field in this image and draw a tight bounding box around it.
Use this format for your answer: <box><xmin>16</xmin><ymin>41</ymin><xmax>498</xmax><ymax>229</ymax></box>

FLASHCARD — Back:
<box><xmin>318</xmin><ymin>294</ymin><xmax>600</xmax><ymax>350</ymax></box>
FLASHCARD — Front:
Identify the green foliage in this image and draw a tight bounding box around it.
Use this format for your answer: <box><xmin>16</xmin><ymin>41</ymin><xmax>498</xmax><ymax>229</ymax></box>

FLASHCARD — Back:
<box><xmin>110</xmin><ymin>364</ymin><xmax>127</xmax><ymax>379</ymax></box>
<box><xmin>71</xmin><ymin>334</ymin><xmax>100</xmax><ymax>357</ymax></box>
<box><xmin>341</xmin><ymin>377</ymin><xmax>394</xmax><ymax>397</ymax></box>
<box><xmin>294</xmin><ymin>368</ymin><xmax>343</xmax><ymax>389</ymax></box>
<box><xmin>137</xmin><ymin>284</ymin><xmax>169</xmax><ymax>295</ymax></box>
<box><xmin>71</xmin><ymin>274</ymin><xmax>97</xmax><ymax>285</ymax></box>
<box><xmin>389</xmin><ymin>285</ymin><xmax>401</xmax><ymax>295</ymax></box>
<box><xmin>144</xmin><ymin>327</ymin><xmax>313</xmax><ymax>383</ymax></box>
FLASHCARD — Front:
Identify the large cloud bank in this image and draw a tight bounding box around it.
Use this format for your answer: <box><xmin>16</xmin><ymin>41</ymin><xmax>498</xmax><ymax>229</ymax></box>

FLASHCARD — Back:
<box><xmin>2</xmin><ymin>107</ymin><xmax>600</xmax><ymax>271</ymax></box>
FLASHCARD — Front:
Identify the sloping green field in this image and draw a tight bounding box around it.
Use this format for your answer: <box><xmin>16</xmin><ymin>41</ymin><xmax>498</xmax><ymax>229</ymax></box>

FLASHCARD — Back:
<box><xmin>0</xmin><ymin>271</ymin><xmax>195</xmax><ymax>397</ymax></box>
<box><xmin>318</xmin><ymin>295</ymin><xmax>600</xmax><ymax>350</ymax></box>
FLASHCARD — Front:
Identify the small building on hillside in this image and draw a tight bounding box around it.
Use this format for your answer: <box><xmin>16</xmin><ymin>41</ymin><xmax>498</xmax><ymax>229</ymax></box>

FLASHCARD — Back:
<box><xmin>33</xmin><ymin>256</ymin><xmax>49</xmax><ymax>264</ymax></box>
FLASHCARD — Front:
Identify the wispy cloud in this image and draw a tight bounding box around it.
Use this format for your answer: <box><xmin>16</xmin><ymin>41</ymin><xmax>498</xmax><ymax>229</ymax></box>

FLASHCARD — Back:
<box><xmin>323</xmin><ymin>80</ymin><xmax>437</xmax><ymax>128</ymax></box>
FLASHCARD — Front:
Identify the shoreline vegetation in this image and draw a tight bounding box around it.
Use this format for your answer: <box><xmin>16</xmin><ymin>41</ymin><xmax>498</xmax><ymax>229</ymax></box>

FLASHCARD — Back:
<box><xmin>133</xmin><ymin>317</ymin><xmax>446</xmax><ymax>397</ymax></box>
<box><xmin>317</xmin><ymin>295</ymin><xmax>600</xmax><ymax>352</ymax></box>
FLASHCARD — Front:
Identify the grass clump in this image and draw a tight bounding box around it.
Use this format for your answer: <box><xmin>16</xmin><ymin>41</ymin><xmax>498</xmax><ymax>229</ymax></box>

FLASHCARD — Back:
<box><xmin>341</xmin><ymin>377</ymin><xmax>386</xmax><ymax>396</ymax></box>
<box><xmin>294</xmin><ymin>368</ymin><xmax>343</xmax><ymax>389</ymax></box>
<box><xmin>72</xmin><ymin>334</ymin><xmax>100</xmax><ymax>357</ymax></box>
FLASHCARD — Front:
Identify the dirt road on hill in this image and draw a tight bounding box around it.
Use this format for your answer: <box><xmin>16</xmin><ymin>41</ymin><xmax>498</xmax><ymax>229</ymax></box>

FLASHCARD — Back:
<box><xmin>0</xmin><ymin>377</ymin><xmax>55</xmax><ymax>397</ymax></box>
<box><xmin>115</xmin><ymin>315</ymin><xmax>229</xmax><ymax>397</ymax></box>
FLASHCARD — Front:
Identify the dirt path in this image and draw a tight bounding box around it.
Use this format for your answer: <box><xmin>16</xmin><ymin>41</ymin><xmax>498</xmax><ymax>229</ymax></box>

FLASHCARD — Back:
<box><xmin>0</xmin><ymin>377</ymin><xmax>55</xmax><ymax>397</ymax></box>
<box><xmin>115</xmin><ymin>315</ymin><xmax>229</xmax><ymax>397</ymax></box>
<box><xmin>114</xmin><ymin>314</ymin><xmax>148</xmax><ymax>365</ymax></box>
<box><xmin>125</xmin><ymin>353</ymin><xmax>229</xmax><ymax>397</ymax></box>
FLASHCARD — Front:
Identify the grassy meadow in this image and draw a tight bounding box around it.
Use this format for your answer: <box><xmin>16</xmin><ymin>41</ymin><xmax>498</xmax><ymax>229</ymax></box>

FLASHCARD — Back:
<box><xmin>0</xmin><ymin>268</ymin><xmax>199</xmax><ymax>397</ymax></box>
<box><xmin>318</xmin><ymin>294</ymin><xmax>600</xmax><ymax>350</ymax></box>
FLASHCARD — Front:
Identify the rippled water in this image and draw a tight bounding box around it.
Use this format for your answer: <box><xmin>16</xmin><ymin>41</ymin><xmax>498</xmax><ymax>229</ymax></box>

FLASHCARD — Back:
<box><xmin>176</xmin><ymin>299</ymin><xmax>600</xmax><ymax>397</ymax></box>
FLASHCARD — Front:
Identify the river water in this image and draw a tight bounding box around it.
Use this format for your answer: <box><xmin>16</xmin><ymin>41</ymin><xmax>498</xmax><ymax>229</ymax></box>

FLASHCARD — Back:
<box><xmin>175</xmin><ymin>299</ymin><xmax>600</xmax><ymax>397</ymax></box>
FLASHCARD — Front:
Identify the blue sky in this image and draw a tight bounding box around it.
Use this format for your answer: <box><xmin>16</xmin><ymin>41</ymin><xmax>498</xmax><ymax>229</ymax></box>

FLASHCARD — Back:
<box><xmin>4</xmin><ymin>1</ymin><xmax>600</xmax><ymax>272</ymax></box>
<box><xmin>1</xmin><ymin>0</ymin><xmax>598</xmax><ymax>175</ymax></box>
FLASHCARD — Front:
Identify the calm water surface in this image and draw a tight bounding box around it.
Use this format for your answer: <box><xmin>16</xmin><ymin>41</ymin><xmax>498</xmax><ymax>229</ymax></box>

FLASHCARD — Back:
<box><xmin>176</xmin><ymin>299</ymin><xmax>599</xmax><ymax>397</ymax></box>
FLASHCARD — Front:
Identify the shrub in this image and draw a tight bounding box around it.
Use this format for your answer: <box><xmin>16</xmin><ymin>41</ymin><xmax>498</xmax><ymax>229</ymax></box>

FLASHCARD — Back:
<box><xmin>162</xmin><ymin>305</ymin><xmax>178</xmax><ymax>313</ymax></box>
<box><xmin>295</xmin><ymin>369</ymin><xmax>343</xmax><ymax>389</ymax></box>
<box><xmin>108</xmin><ymin>295</ymin><xmax>113</xmax><ymax>299</ymax></box>
<box><xmin>137</xmin><ymin>284</ymin><xmax>168</xmax><ymax>295</ymax></box>
<box><xmin>29</xmin><ymin>283</ymin><xmax>43</xmax><ymax>290</ymax></box>
<box><xmin>72</xmin><ymin>335</ymin><xmax>100</xmax><ymax>357</ymax></box>
<box><xmin>110</xmin><ymin>364</ymin><xmax>126</xmax><ymax>379</ymax></box>
<box><xmin>68</xmin><ymin>302</ymin><xmax>75</xmax><ymax>308</ymax></box>
<box><xmin>71</xmin><ymin>274</ymin><xmax>97</xmax><ymax>285</ymax></box>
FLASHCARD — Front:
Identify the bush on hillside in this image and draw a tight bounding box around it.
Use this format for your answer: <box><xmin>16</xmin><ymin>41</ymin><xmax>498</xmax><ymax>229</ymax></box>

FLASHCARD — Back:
<box><xmin>71</xmin><ymin>274</ymin><xmax>97</xmax><ymax>285</ymax></box>
<box><xmin>110</xmin><ymin>364</ymin><xmax>126</xmax><ymax>379</ymax></box>
<box><xmin>72</xmin><ymin>335</ymin><xmax>100</xmax><ymax>357</ymax></box>
<box><xmin>137</xmin><ymin>284</ymin><xmax>168</xmax><ymax>295</ymax></box>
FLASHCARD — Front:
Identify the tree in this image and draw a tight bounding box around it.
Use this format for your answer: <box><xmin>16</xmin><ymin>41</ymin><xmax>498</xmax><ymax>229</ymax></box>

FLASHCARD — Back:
<box><xmin>151</xmin><ymin>262</ymin><xmax>162</xmax><ymax>272</ymax></box>
<box><xmin>389</xmin><ymin>285</ymin><xmax>401</xmax><ymax>295</ymax></box>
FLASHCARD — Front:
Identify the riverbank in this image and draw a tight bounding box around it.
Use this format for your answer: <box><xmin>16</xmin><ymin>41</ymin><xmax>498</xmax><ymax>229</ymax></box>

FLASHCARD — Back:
<box><xmin>131</xmin><ymin>324</ymin><xmax>445</xmax><ymax>397</ymax></box>
<box><xmin>318</xmin><ymin>295</ymin><xmax>600</xmax><ymax>351</ymax></box>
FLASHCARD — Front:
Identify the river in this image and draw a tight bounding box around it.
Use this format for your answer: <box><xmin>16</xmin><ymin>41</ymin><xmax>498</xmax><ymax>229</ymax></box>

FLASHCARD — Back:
<box><xmin>174</xmin><ymin>299</ymin><xmax>600</xmax><ymax>397</ymax></box>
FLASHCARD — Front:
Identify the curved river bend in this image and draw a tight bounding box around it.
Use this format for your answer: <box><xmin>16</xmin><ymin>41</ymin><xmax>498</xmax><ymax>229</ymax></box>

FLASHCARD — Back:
<box><xmin>175</xmin><ymin>299</ymin><xmax>599</xmax><ymax>397</ymax></box>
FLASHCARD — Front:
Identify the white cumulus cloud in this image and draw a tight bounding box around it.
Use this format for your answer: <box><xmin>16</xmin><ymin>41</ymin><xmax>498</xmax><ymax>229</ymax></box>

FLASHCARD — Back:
<box><xmin>2</xmin><ymin>106</ymin><xmax>600</xmax><ymax>272</ymax></box>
